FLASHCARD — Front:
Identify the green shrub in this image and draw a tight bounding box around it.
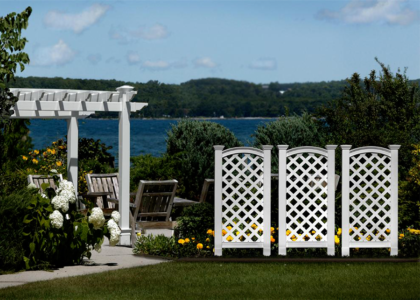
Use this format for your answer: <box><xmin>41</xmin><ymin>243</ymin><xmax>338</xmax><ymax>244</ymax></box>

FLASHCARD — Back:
<box><xmin>0</xmin><ymin>189</ymin><xmax>33</xmax><ymax>273</ymax></box>
<box><xmin>133</xmin><ymin>235</ymin><xmax>177</xmax><ymax>258</ymax></box>
<box><xmin>175</xmin><ymin>203</ymin><xmax>214</xmax><ymax>242</ymax></box>
<box><xmin>166</xmin><ymin>120</ymin><xmax>242</xmax><ymax>199</ymax></box>
<box><xmin>253</xmin><ymin>112</ymin><xmax>326</xmax><ymax>173</ymax></box>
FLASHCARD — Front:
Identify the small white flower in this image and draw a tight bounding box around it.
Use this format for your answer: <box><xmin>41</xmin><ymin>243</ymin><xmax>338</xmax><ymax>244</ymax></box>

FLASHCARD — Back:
<box><xmin>111</xmin><ymin>211</ymin><xmax>120</xmax><ymax>223</ymax></box>
<box><xmin>50</xmin><ymin>210</ymin><xmax>63</xmax><ymax>229</ymax></box>
<box><xmin>51</xmin><ymin>195</ymin><xmax>69</xmax><ymax>213</ymax></box>
<box><xmin>27</xmin><ymin>183</ymin><xmax>37</xmax><ymax>189</ymax></box>
<box><xmin>89</xmin><ymin>207</ymin><xmax>105</xmax><ymax>230</ymax></box>
<box><xmin>50</xmin><ymin>169</ymin><xmax>58</xmax><ymax>174</ymax></box>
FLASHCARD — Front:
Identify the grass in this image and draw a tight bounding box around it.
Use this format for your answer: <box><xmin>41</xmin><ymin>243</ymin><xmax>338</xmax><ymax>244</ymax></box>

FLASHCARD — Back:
<box><xmin>1</xmin><ymin>262</ymin><xmax>419</xmax><ymax>300</ymax></box>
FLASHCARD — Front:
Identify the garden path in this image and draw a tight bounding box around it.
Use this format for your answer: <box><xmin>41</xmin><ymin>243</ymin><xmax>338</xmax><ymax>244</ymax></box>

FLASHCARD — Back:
<box><xmin>0</xmin><ymin>238</ymin><xmax>168</xmax><ymax>289</ymax></box>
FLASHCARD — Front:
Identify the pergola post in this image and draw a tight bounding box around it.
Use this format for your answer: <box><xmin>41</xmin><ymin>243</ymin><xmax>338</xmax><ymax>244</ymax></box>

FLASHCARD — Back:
<box><xmin>117</xmin><ymin>85</ymin><xmax>133</xmax><ymax>245</ymax></box>
<box><xmin>66</xmin><ymin>112</ymin><xmax>79</xmax><ymax>197</ymax></box>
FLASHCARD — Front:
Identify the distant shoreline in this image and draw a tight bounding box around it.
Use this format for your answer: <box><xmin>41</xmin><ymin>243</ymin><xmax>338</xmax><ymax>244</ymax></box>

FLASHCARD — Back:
<box><xmin>84</xmin><ymin>117</ymin><xmax>279</xmax><ymax>121</ymax></box>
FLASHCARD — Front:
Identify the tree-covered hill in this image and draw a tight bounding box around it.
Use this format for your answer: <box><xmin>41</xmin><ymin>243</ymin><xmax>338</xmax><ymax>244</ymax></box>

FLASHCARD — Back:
<box><xmin>11</xmin><ymin>76</ymin><xmax>419</xmax><ymax>118</ymax></box>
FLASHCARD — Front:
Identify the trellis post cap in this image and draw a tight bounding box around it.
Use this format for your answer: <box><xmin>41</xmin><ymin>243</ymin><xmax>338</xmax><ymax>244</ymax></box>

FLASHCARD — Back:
<box><xmin>214</xmin><ymin>145</ymin><xmax>225</xmax><ymax>151</ymax></box>
<box><xmin>262</xmin><ymin>145</ymin><xmax>273</xmax><ymax>150</ymax></box>
<box><xmin>116</xmin><ymin>85</ymin><xmax>134</xmax><ymax>93</ymax></box>
<box><xmin>277</xmin><ymin>145</ymin><xmax>289</xmax><ymax>150</ymax></box>
<box><xmin>388</xmin><ymin>145</ymin><xmax>401</xmax><ymax>150</ymax></box>
<box><xmin>340</xmin><ymin>145</ymin><xmax>352</xmax><ymax>150</ymax></box>
<box><xmin>325</xmin><ymin>145</ymin><xmax>338</xmax><ymax>150</ymax></box>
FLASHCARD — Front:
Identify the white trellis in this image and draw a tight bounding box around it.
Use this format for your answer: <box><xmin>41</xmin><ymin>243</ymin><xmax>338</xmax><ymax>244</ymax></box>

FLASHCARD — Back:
<box><xmin>10</xmin><ymin>86</ymin><xmax>147</xmax><ymax>246</ymax></box>
<box><xmin>341</xmin><ymin>145</ymin><xmax>400</xmax><ymax>256</ymax></box>
<box><xmin>278</xmin><ymin>146</ymin><xmax>337</xmax><ymax>256</ymax></box>
<box><xmin>214</xmin><ymin>146</ymin><xmax>272</xmax><ymax>256</ymax></box>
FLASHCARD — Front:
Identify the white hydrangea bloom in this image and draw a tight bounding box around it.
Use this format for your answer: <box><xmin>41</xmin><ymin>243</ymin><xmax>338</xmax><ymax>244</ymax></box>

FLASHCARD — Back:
<box><xmin>51</xmin><ymin>195</ymin><xmax>69</xmax><ymax>213</ymax></box>
<box><xmin>50</xmin><ymin>210</ymin><xmax>64</xmax><ymax>229</ymax></box>
<box><xmin>89</xmin><ymin>207</ymin><xmax>105</xmax><ymax>230</ymax></box>
<box><xmin>27</xmin><ymin>183</ymin><xmax>37</xmax><ymax>189</ymax></box>
<box><xmin>111</xmin><ymin>211</ymin><xmax>120</xmax><ymax>223</ymax></box>
<box><xmin>107</xmin><ymin>219</ymin><xmax>121</xmax><ymax>246</ymax></box>
<box><xmin>60</xmin><ymin>189</ymin><xmax>77</xmax><ymax>204</ymax></box>
<box><xmin>50</xmin><ymin>169</ymin><xmax>58</xmax><ymax>174</ymax></box>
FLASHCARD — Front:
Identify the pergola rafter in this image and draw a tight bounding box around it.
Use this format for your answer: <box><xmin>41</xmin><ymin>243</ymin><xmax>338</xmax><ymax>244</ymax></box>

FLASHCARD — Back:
<box><xmin>10</xmin><ymin>85</ymin><xmax>147</xmax><ymax>245</ymax></box>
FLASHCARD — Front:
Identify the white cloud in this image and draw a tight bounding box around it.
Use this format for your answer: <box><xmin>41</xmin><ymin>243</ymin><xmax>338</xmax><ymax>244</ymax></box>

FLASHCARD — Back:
<box><xmin>317</xmin><ymin>0</ymin><xmax>418</xmax><ymax>25</ymax></box>
<box><xmin>31</xmin><ymin>40</ymin><xmax>76</xmax><ymax>67</ymax></box>
<box><xmin>127</xmin><ymin>51</ymin><xmax>141</xmax><ymax>64</ymax></box>
<box><xmin>131</xmin><ymin>24</ymin><xmax>169</xmax><ymax>40</ymax></box>
<box><xmin>109</xmin><ymin>24</ymin><xmax>169</xmax><ymax>43</ymax></box>
<box><xmin>87</xmin><ymin>53</ymin><xmax>101</xmax><ymax>65</ymax></box>
<box><xmin>249</xmin><ymin>58</ymin><xmax>277</xmax><ymax>70</ymax></box>
<box><xmin>193</xmin><ymin>57</ymin><xmax>217</xmax><ymax>68</ymax></box>
<box><xmin>44</xmin><ymin>4</ymin><xmax>109</xmax><ymax>33</ymax></box>
<box><xmin>141</xmin><ymin>59</ymin><xmax>188</xmax><ymax>71</ymax></box>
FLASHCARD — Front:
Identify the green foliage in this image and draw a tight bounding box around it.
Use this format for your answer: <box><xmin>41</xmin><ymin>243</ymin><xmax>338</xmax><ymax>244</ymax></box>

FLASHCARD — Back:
<box><xmin>0</xmin><ymin>189</ymin><xmax>33</xmax><ymax>272</ymax></box>
<box><xmin>175</xmin><ymin>203</ymin><xmax>214</xmax><ymax>241</ymax></box>
<box><xmin>253</xmin><ymin>112</ymin><xmax>326</xmax><ymax>172</ymax></box>
<box><xmin>78</xmin><ymin>137</ymin><xmax>115</xmax><ymax>168</ymax></box>
<box><xmin>166</xmin><ymin>120</ymin><xmax>242</xmax><ymax>199</ymax></box>
<box><xmin>133</xmin><ymin>235</ymin><xmax>178</xmax><ymax>258</ymax></box>
<box><xmin>317</xmin><ymin>58</ymin><xmax>420</xmax><ymax>175</ymax></box>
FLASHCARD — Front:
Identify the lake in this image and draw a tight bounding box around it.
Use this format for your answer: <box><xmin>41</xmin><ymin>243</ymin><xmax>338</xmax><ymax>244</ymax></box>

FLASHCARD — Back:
<box><xmin>29</xmin><ymin>119</ymin><xmax>277</xmax><ymax>161</ymax></box>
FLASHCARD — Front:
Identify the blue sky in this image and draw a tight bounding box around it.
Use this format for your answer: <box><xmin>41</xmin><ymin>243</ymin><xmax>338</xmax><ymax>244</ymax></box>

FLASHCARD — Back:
<box><xmin>2</xmin><ymin>0</ymin><xmax>420</xmax><ymax>84</ymax></box>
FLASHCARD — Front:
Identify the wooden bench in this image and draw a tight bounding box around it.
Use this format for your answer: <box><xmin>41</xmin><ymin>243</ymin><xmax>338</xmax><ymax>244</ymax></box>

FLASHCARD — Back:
<box><xmin>27</xmin><ymin>174</ymin><xmax>63</xmax><ymax>192</ymax></box>
<box><xmin>85</xmin><ymin>173</ymin><xmax>119</xmax><ymax>209</ymax></box>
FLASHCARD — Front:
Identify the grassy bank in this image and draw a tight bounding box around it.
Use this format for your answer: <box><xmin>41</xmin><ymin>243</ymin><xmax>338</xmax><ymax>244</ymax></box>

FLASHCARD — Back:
<box><xmin>1</xmin><ymin>262</ymin><xmax>419</xmax><ymax>299</ymax></box>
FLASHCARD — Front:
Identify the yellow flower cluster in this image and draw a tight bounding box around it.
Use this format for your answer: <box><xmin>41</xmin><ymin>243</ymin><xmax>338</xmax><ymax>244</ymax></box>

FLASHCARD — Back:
<box><xmin>408</xmin><ymin>228</ymin><xmax>420</xmax><ymax>235</ymax></box>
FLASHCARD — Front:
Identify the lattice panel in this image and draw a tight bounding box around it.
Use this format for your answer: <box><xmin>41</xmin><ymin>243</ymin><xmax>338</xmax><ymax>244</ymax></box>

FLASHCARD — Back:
<box><xmin>286</xmin><ymin>153</ymin><xmax>329</xmax><ymax>242</ymax></box>
<box><xmin>349</xmin><ymin>153</ymin><xmax>391</xmax><ymax>242</ymax></box>
<box><xmin>222</xmin><ymin>153</ymin><xmax>265</xmax><ymax>243</ymax></box>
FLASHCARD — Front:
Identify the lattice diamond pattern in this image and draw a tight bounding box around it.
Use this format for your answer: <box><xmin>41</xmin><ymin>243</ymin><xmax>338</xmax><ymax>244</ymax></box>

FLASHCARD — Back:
<box><xmin>286</xmin><ymin>153</ymin><xmax>329</xmax><ymax>242</ymax></box>
<box><xmin>222</xmin><ymin>153</ymin><xmax>264</xmax><ymax>243</ymax></box>
<box><xmin>349</xmin><ymin>153</ymin><xmax>392</xmax><ymax>242</ymax></box>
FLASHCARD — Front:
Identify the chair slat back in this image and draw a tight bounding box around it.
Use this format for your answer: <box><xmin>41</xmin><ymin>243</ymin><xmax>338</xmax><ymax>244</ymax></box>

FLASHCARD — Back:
<box><xmin>85</xmin><ymin>173</ymin><xmax>119</xmax><ymax>208</ymax></box>
<box><xmin>133</xmin><ymin>180</ymin><xmax>178</xmax><ymax>222</ymax></box>
<box><xmin>28</xmin><ymin>174</ymin><xmax>63</xmax><ymax>192</ymax></box>
<box><xmin>199</xmin><ymin>179</ymin><xmax>214</xmax><ymax>204</ymax></box>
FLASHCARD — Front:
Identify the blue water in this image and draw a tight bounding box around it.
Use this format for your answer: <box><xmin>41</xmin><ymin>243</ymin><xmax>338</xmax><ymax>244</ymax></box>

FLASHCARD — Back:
<box><xmin>29</xmin><ymin>119</ymin><xmax>276</xmax><ymax>160</ymax></box>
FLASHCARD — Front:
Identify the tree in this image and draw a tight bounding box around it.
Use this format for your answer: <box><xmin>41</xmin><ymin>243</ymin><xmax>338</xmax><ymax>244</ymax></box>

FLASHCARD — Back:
<box><xmin>317</xmin><ymin>58</ymin><xmax>420</xmax><ymax>175</ymax></box>
<box><xmin>0</xmin><ymin>7</ymin><xmax>32</xmax><ymax>195</ymax></box>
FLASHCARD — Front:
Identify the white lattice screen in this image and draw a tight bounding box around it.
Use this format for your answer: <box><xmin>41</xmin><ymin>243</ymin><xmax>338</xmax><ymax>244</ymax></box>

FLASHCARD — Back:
<box><xmin>214</xmin><ymin>146</ymin><xmax>272</xmax><ymax>256</ymax></box>
<box><xmin>341</xmin><ymin>145</ymin><xmax>400</xmax><ymax>256</ymax></box>
<box><xmin>278</xmin><ymin>146</ymin><xmax>337</xmax><ymax>256</ymax></box>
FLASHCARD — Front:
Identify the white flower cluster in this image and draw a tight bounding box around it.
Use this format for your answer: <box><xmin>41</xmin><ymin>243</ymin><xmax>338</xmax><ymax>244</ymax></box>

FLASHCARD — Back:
<box><xmin>89</xmin><ymin>207</ymin><xmax>105</xmax><ymax>230</ymax></box>
<box><xmin>111</xmin><ymin>211</ymin><xmax>120</xmax><ymax>223</ymax></box>
<box><xmin>56</xmin><ymin>180</ymin><xmax>77</xmax><ymax>204</ymax></box>
<box><xmin>51</xmin><ymin>195</ymin><xmax>69</xmax><ymax>213</ymax></box>
<box><xmin>27</xmin><ymin>183</ymin><xmax>37</xmax><ymax>189</ymax></box>
<box><xmin>50</xmin><ymin>210</ymin><xmax>64</xmax><ymax>229</ymax></box>
<box><xmin>107</xmin><ymin>217</ymin><xmax>121</xmax><ymax>246</ymax></box>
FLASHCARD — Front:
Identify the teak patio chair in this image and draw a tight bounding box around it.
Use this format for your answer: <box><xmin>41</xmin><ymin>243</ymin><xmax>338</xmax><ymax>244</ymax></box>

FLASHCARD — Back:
<box><xmin>28</xmin><ymin>174</ymin><xmax>63</xmax><ymax>192</ymax></box>
<box><xmin>130</xmin><ymin>180</ymin><xmax>178</xmax><ymax>246</ymax></box>
<box><xmin>85</xmin><ymin>173</ymin><xmax>120</xmax><ymax>209</ymax></box>
<box><xmin>173</xmin><ymin>178</ymin><xmax>214</xmax><ymax>206</ymax></box>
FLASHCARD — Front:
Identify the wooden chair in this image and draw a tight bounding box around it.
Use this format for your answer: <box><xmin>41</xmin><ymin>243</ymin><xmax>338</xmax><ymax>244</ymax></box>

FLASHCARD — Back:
<box><xmin>173</xmin><ymin>179</ymin><xmax>214</xmax><ymax>207</ymax></box>
<box><xmin>28</xmin><ymin>174</ymin><xmax>63</xmax><ymax>192</ymax></box>
<box><xmin>131</xmin><ymin>180</ymin><xmax>178</xmax><ymax>246</ymax></box>
<box><xmin>85</xmin><ymin>173</ymin><xmax>119</xmax><ymax>209</ymax></box>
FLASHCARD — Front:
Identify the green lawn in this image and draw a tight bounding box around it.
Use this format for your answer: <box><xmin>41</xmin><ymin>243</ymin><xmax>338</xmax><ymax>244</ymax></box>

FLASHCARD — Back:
<box><xmin>1</xmin><ymin>262</ymin><xmax>419</xmax><ymax>299</ymax></box>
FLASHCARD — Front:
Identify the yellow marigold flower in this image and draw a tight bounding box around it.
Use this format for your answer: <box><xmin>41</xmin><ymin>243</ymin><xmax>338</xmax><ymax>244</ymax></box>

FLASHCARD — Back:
<box><xmin>337</xmin><ymin>228</ymin><xmax>342</xmax><ymax>236</ymax></box>
<box><xmin>52</xmin><ymin>141</ymin><xmax>56</xmax><ymax>145</ymax></box>
<box><xmin>222</xmin><ymin>229</ymin><xmax>227</xmax><ymax>236</ymax></box>
<box><xmin>34</xmin><ymin>150</ymin><xmax>39</xmax><ymax>155</ymax></box>
<box><xmin>207</xmin><ymin>229</ymin><xmax>213</xmax><ymax>235</ymax></box>
<box><xmin>22</xmin><ymin>156</ymin><xmax>28</xmax><ymax>161</ymax></box>
<box><xmin>47</xmin><ymin>148</ymin><xmax>51</xmax><ymax>153</ymax></box>
<box><xmin>59</xmin><ymin>145</ymin><xmax>65</xmax><ymax>149</ymax></box>
<box><xmin>56</xmin><ymin>161</ymin><xmax>62</xmax><ymax>166</ymax></box>
<box><xmin>286</xmin><ymin>229</ymin><xmax>291</xmax><ymax>236</ymax></box>
<box><xmin>197</xmin><ymin>243</ymin><xmax>203</xmax><ymax>249</ymax></box>
<box><xmin>399</xmin><ymin>234</ymin><xmax>404</xmax><ymax>239</ymax></box>
<box><xmin>32</xmin><ymin>158</ymin><xmax>38</xmax><ymax>164</ymax></box>
<box><xmin>251</xmin><ymin>223</ymin><xmax>257</xmax><ymax>229</ymax></box>
<box><xmin>226</xmin><ymin>235</ymin><xmax>233</xmax><ymax>241</ymax></box>
<box><xmin>270</xmin><ymin>227</ymin><xmax>274</xmax><ymax>233</ymax></box>
<box><xmin>206</xmin><ymin>246</ymin><xmax>210</xmax><ymax>249</ymax></box>
<box><xmin>291</xmin><ymin>237</ymin><xmax>297</xmax><ymax>242</ymax></box>
<box><xmin>51</xmin><ymin>149</ymin><xmax>56</xmax><ymax>155</ymax></box>
<box><xmin>227</xmin><ymin>226</ymin><xmax>232</xmax><ymax>231</ymax></box>
<box><xmin>258</xmin><ymin>229</ymin><xmax>263</xmax><ymax>233</ymax></box>
<box><xmin>270</xmin><ymin>236</ymin><xmax>275</xmax><ymax>243</ymax></box>
<box><xmin>212</xmin><ymin>231</ymin><xmax>215</xmax><ymax>237</ymax></box>
<box><xmin>178</xmin><ymin>239</ymin><xmax>185</xmax><ymax>245</ymax></box>
<box><xmin>335</xmin><ymin>235</ymin><xmax>340</xmax><ymax>245</ymax></box>
<box><xmin>206</xmin><ymin>238</ymin><xmax>210</xmax><ymax>242</ymax></box>
<box><xmin>184</xmin><ymin>238</ymin><xmax>190</xmax><ymax>243</ymax></box>
<box><xmin>43</xmin><ymin>151</ymin><xmax>47</xmax><ymax>156</ymax></box>
<box><xmin>311</xmin><ymin>230</ymin><xmax>316</xmax><ymax>234</ymax></box>
<box><xmin>366</xmin><ymin>235</ymin><xmax>372</xmax><ymax>241</ymax></box>
<box><xmin>291</xmin><ymin>235</ymin><xmax>296</xmax><ymax>240</ymax></box>
<box><xmin>316</xmin><ymin>235</ymin><xmax>322</xmax><ymax>240</ymax></box>
<box><xmin>192</xmin><ymin>237</ymin><xmax>195</xmax><ymax>241</ymax></box>
<box><xmin>235</xmin><ymin>231</ymin><xmax>240</xmax><ymax>236</ymax></box>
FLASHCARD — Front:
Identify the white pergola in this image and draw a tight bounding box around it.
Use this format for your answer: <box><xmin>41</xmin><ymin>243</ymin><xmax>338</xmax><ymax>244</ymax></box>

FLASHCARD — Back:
<box><xmin>10</xmin><ymin>85</ymin><xmax>147</xmax><ymax>245</ymax></box>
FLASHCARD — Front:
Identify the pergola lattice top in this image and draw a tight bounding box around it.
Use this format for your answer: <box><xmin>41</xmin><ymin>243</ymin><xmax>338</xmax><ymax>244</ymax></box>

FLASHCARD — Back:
<box><xmin>10</xmin><ymin>86</ymin><xmax>146</xmax><ymax>119</ymax></box>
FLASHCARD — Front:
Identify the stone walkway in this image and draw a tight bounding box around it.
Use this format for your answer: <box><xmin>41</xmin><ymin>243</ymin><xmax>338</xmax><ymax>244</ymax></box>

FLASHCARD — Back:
<box><xmin>0</xmin><ymin>239</ymin><xmax>169</xmax><ymax>289</ymax></box>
